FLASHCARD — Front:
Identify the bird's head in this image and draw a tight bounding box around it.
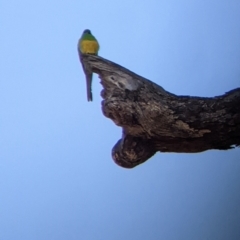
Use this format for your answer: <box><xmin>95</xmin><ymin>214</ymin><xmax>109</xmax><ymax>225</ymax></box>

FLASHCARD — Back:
<box><xmin>83</xmin><ymin>29</ymin><xmax>91</xmax><ymax>35</ymax></box>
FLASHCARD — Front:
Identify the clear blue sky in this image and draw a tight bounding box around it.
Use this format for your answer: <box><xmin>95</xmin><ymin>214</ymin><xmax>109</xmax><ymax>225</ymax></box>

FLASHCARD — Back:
<box><xmin>0</xmin><ymin>0</ymin><xmax>240</xmax><ymax>239</ymax></box>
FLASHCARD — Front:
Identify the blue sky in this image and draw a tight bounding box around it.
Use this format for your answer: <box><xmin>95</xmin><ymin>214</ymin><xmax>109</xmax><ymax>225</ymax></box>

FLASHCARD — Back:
<box><xmin>0</xmin><ymin>0</ymin><xmax>240</xmax><ymax>239</ymax></box>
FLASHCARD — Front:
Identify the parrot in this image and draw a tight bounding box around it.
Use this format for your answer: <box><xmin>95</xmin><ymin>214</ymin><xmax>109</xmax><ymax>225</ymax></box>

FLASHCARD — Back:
<box><xmin>78</xmin><ymin>29</ymin><xmax>100</xmax><ymax>101</ymax></box>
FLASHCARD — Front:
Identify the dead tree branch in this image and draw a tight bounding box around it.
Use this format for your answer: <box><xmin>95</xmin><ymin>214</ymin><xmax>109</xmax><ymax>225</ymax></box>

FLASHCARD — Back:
<box><xmin>81</xmin><ymin>54</ymin><xmax>240</xmax><ymax>168</ymax></box>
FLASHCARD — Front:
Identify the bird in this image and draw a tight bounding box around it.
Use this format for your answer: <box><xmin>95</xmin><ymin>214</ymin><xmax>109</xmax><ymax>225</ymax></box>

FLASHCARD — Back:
<box><xmin>78</xmin><ymin>29</ymin><xmax>100</xmax><ymax>101</ymax></box>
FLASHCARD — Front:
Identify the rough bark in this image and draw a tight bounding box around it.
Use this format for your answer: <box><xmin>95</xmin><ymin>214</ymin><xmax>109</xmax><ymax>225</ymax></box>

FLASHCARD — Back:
<box><xmin>81</xmin><ymin>54</ymin><xmax>240</xmax><ymax>168</ymax></box>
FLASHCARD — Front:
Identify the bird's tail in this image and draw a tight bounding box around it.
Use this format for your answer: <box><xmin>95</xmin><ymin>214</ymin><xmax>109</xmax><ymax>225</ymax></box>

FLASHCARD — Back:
<box><xmin>79</xmin><ymin>52</ymin><xmax>93</xmax><ymax>101</ymax></box>
<box><xmin>86</xmin><ymin>72</ymin><xmax>93</xmax><ymax>101</ymax></box>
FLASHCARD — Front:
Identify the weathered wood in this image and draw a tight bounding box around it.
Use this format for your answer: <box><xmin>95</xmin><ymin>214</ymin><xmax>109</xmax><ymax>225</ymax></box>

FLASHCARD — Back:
<box><xmin>81</xmin><ymin>54</ymin><xmax>240</xmax><ymax>168</ymax></box>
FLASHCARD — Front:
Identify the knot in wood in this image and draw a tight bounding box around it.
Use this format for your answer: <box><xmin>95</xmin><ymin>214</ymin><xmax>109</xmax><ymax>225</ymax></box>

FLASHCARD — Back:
<box><xmin>106</xmin><ymin>74</ymin><xmax>139</xmax><ymax>91</ymax></box>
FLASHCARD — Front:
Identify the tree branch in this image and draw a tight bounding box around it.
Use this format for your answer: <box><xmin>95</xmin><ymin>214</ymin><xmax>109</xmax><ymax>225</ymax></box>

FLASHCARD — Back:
<box><xmin>81</xmin><ymin>54</ymin><xmax>240</xmax><ymax>168</ymax></box>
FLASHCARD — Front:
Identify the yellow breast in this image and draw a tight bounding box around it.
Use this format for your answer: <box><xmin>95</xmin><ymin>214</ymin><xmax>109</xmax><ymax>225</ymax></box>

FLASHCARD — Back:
<box><xmin>80</xmin><ymin>40</ymin><xmax>99</xmax><ymax>54</ymax></box>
